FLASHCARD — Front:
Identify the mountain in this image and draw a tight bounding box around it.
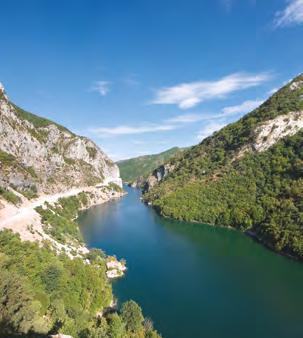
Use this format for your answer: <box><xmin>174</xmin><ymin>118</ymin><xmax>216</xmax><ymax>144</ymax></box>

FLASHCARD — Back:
<box><xmin>143</xmin><ymin>74</ymin><xmax>303</xmax><ymax>260</ymax></box>
<box><xmin>0</xmin><ymin>84</ymin><xmax>161</xmax><ymax>338</ymax></box>
<box><xmin>0</xmin><ymin>83</ymin><xmax>124</xmax><ymax>249</ymax></box>
<box><xmin>0</xmin><ymin>83</ymin><xmax>122</xmax><ymax>198</ymax></box>
<box><xmin>117</xmin><ymin>147</ymin><xmax>184</xmax><ymax>184</ymax></box>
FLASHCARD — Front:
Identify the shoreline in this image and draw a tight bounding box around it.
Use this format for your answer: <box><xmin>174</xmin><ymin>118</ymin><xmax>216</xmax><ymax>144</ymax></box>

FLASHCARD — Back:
<box><xmin>0</xmin><ymin>185</ymin><xmax>126</xmax><ymax>258</ymax></box>
<box><xmin>142</xmin><ymin>196</ymin><xmax>302</xmax><ymax>263</ymax></box>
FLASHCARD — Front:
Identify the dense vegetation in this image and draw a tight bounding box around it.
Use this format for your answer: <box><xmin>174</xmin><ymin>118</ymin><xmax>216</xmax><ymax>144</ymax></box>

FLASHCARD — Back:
<box><xmin>0</xmin><ymin>191</ymin><xmax>161</xmax><ymax>337</ymax></box>
<box><xmin>117</xmin><ymin>147</ymin><xmax>184</xmax><ymax>182</ymax></box>
<box><xmin>0</xmin><ymin>229</ymin><xmax>110</xmax><ymax>337</ymax></box>
<box><xmin>35</xmin><ymin>193</ymin><xmax>89</xmax><ymax>244</ymax></box>
<box><xmin>108</xmin><ymin>182</ymin><xmax>124</xmax><ymax>193</ymax></box>
<box><xmin>0</xmin><ymin>230</ymin><xmax>161</xmax><ymax>337</ymax></box>
<box><xmin>144</xmin><ymin>75</ymin><xmax>303</xmax><ymax>260</ymax></box>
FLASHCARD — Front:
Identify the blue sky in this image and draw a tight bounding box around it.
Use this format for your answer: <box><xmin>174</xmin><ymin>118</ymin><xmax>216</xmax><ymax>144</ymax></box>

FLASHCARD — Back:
<box><xmin>0</xmin><ymin>0</ymin><xmax>303</xmax><ymax>160</ymax></box>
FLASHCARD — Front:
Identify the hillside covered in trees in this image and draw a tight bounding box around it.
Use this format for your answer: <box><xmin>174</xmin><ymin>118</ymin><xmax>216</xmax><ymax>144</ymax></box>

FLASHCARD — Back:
<box><xmin>144</xmin><ymin>74</ymin><xmax>303</xmax><ymax>260</ymax></box>
<box><xmin>117</xmin><ymin>147</ymin><xmax>184</xmax><ymax>183</ymax></box>
<box><xmin>0</xmin><ymin>230</ymin><xmax>161</xmax><ymax>338</ymax></box>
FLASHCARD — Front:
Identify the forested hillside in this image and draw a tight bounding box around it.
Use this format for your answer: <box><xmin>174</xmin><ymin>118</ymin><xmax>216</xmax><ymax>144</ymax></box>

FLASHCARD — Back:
<box><xmin>117</xmin><ymin>147</ymin><xmax>183</xmax><ymax>183</ymax></box>
<box><xmin>144</xmin><ymin>74</ymin><xmax>303</xmax><ymax>260</ymax></box>
<box><xmin>0</xmin><ymin>230</ymin><xmax>161</xmax><ymax>338</ymax></box>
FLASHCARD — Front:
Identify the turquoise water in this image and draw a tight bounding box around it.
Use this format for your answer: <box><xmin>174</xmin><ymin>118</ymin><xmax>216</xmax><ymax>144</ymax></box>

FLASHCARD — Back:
<box><xmin>78</xmin><ymin>186</ymin><xmax>303</xmax><ymax>338</ymax></box>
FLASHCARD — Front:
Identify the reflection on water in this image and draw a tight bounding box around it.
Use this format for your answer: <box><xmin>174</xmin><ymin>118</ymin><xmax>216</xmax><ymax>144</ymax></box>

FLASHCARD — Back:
<box><xmin>78</xmin><ymin>186</ymin><xmax>303</xmax><ymax>338</ymax></box>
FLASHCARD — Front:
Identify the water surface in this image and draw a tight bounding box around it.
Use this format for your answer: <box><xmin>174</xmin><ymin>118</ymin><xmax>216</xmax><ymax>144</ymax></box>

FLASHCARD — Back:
<box><xmin>78</xmin><ymin>186</ymin><xmax>303</xmax><ymax>338</ymax></box>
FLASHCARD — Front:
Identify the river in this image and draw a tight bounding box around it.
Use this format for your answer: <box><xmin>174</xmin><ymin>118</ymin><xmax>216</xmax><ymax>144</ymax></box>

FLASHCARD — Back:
<box><xmin>78</xmin><ymin>186</ymin><xmax>303</xmax><ymax>338</ymax></box>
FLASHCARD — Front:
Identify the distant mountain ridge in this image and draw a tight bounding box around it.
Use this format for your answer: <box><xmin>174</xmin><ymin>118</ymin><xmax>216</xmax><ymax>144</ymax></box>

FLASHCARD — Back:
<box><xmin>144</xmin><ymin>74</ymin><xmax>303</xmax><ymax>260</ymax></box>
<box><xmin>117</xmin><ymin>146</ymin><xmax>184</xmax><ymax>184</ymax></box>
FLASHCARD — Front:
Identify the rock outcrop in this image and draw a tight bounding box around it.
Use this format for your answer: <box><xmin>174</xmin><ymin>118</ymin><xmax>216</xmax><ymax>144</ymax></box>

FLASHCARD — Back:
<box><xmin>143</xmin><ymin>76</ymin><xmax>303</xmax><ymax>193</ymax></box>
<box><xmin>0</xmin><ymin>84</ymin><xmax>122</xmax><ymax>196</ymax></box>
<box><xmin>234</xmin><ymin>111</ymin><xmax>303</xmax><ymax>159</ymax></box>
<box><xmin>0</xmin><ymin>84</ymin><xmax>123</xmax><ymax>254</ymax></box>
<box><xmin>142</xmin><ymin>74</ymin><xmax>303</xmax><ymax>260</ymax></box>
<box><xmin>143</xmin><ymin>163</ymin><xmax>175</xmax><ymax>192</ymax></box>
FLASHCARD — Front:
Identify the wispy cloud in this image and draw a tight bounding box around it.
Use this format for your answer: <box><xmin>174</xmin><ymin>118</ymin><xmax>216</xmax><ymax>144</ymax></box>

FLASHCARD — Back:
<box><xmin>88</xmin><ymin>97</ymin><xmax>263</xmax><ymax>138</ymax></box>
<box><xmin>90</xmin><ymin>81</ymin><xmax>111</xmax><ymax>96</ymax></box>
<box><xmin>274</xmin><ymin>0</ymin><xmax>303</xmax><ymax>27</ymax></box>
<box><xmin>166</xmin><ymin>113</ymin><xmax>211</xmax><ymax>123</ymax></box>
<box><xmin>196</xmin><ymin>121</ymin><xmax>227</xmax><ymax>141</ymax></box>
<box><xmin>89</xmin><ymin>124</ymin><xmax>177</xmax><ymax>137</ymax></box>
<box><xmin>194</xmin><ymin>97</ymin><xmax>264</xmax><ymax>141</ymax></box>
<box><xmin>151</xmin><ymin>72</ymin><xmax>270</xmax><ymax>109</ymax></box>
<box><xmin>166</xmin><ymin>98</ymin><xmax>263</xmax><ymax>124</ymax></box>
<box><xmin>221</xmin><ymin>99</ymin><xmax>264</xmax><ymax>116</ymax></box>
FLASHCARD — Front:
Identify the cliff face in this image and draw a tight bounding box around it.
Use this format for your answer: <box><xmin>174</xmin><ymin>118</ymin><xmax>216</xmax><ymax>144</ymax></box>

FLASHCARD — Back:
<box><xmin>143</xmin><ymin>163</ymin><xmax>175</xmax><ymax>192</ymax></box>
<box><xmin>0</xmin><ymin>83</ymin><xmax>124</xmax><ymax>255</ymax></box>
<box><xmin>0</xmin><ymin>84</ymin><xmax>122</xmax><ymax>196</ymax></box>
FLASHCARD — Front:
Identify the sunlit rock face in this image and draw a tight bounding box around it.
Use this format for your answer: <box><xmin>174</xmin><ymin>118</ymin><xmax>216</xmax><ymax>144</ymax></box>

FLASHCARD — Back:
<box><xmin>0</xmin><ymin>83</ymin><xmax>122</xmax><ymax>194</ymax></box>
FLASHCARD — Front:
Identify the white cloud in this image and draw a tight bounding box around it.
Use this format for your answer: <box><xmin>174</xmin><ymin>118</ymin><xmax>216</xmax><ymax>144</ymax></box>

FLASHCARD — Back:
<box><xmin>89</xmin><ymin>124</ymin><xmax>177</xmax><ymax>137</ymax></box>
<box><xmin>91</xmin><ymin>81</ymin><xmax>110</xmax><ymax>96</ymax></box>
<box><xmin>166</xmin><ymin>99</ymin><xmax>263</xmax><ymax>124</ymax></box>
<box><xmin>88</xmin><ymin>97</ymin><xmax>263</xmax><ymax>139</ymax></box>
<box><xmin>194</xmin><ymin>99</ymin><xmax>263</xmax><ymax>142</ymax></box>
<box><xmin>274</xmin><ymin>0</ymin><xmax>303</xmax><ymax>27</ymax></box>
<box><xmin>166</xmin><ymin>113</ymin><xmax>210</xmax><ymax>123</ymax></box>
<box><xmin>196</xmin><ymin>121</ymin><xmax>227</xmax><ymax>141</ymax></box>
<box><xmin>221</xmin><ymin>99</ymin><xmax>263</xmax><ymax>116</ymax></box>
<box><xmin>151</xmin><ymin>72</ymin><xmax>270</xmax><ymax>109</ymax></box>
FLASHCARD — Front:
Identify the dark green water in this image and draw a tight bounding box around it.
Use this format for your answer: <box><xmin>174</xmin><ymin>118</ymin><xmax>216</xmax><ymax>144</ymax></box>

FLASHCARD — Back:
<box><xmin>78</xmin><ymin>186</ymin><xmax>303</xmax><ymax>338</ymax></box>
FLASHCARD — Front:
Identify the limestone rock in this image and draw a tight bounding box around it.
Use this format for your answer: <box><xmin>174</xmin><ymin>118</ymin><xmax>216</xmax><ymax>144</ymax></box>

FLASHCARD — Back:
<box><xmin>0</xmin><ymin>84</ymin><xmax>122</xmax><ymax>195</ymax></box>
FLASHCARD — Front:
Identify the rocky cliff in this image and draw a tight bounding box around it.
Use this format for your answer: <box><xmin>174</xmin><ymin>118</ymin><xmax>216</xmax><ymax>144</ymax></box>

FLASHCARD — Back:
<box><xmin>0</xmin><ymin>83</ymin><xmax>122</xmax><ymax>197</ymax></box>
<box><xmin>143</xmin><ymin>163</ymin><xmax>175</xmax><ymax>192</ymax></box>
<box><xmin>0</xmin><ymin>83</ymin><xmax>123</xmax><ymax>254</ymax></box>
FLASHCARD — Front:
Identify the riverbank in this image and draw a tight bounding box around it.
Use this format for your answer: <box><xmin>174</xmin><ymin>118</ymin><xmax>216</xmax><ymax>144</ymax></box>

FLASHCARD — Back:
<box><xmin>0</xmin><ymin>184</ymin><xmax>125</xmax><ymax>257</ymax></box>
<box><xmin>79</xmin><ymin>185</ymin><xmax>303</xmax><ymax>338</ymax></box>
<box><xmin>143</xmin><ymin>198</ymin><xmax>303</xmax><ymax>263</ymax></box>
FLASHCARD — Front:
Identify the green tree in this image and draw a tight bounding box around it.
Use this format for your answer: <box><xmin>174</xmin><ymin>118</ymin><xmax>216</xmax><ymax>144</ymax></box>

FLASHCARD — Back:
<box><xmin>121</xmin><ymin>300</ymin><xmax>144</xmax><ymax>333</ymax></box>
<box><xmin>0</xmin><ymin>270</ymin><xmax>49</xmax><ymax>335</ymax></box>
<box><xmin>108</xmin><ymin>313</ymin><xmax>125</xmax><ymax>338</ymax></box>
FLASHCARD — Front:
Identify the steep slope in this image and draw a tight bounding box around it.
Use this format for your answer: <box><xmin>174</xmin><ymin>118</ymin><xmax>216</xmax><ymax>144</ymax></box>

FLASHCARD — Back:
<box><xmin>0</xmin><ymin>83</ymin><xmax>122</xmax><ymax>198</ymax></box>
<box><xmin>0</xmin><ymin>83</ymin><xmax>123</xmax><ymax>251</ymax></box>
<box><xmin>0</xmin><ymin>85</ymin><xmax>161</xmax><ymax>338</ymax></box>
<box><xmin>144</xmin><ymin>74</ymin><xmax>303</xmax><ymax>260</ymax></box>
<box><xmin>117</xmin><ymin>147</ymin><xmax>184</xmax><ymax>184</ymax></box>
